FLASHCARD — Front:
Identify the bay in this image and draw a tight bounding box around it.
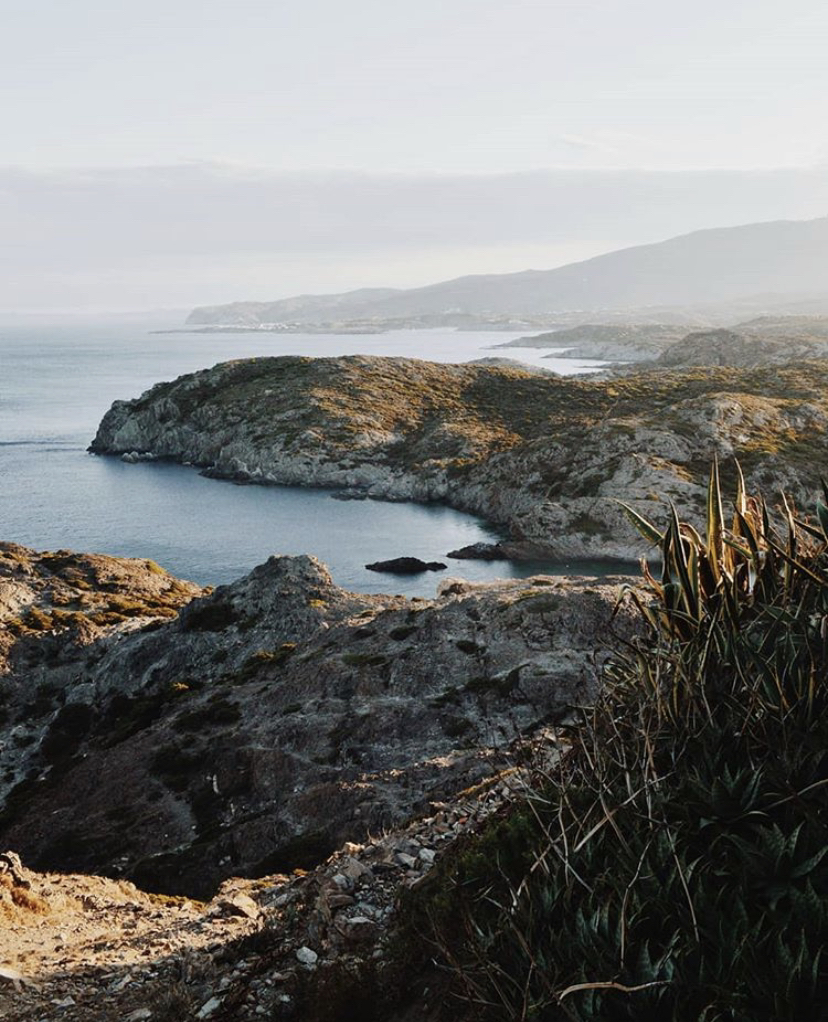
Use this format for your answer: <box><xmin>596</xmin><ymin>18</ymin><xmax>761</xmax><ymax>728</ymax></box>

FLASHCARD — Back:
<box><xmin>0</xmin><ymin>317</ymin><xmax>615</xmax><ymax>596</ymax></box>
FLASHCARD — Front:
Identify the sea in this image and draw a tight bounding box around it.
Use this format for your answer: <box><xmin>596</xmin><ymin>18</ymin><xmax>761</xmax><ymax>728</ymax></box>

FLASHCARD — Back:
<box><xmin>0</xmin><ymin>317</ymin><xmax>616</xmax><ymax>597</ymax></box>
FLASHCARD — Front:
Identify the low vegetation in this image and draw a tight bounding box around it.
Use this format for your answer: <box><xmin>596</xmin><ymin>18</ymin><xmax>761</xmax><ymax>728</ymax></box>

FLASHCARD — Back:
<box><xmin>404</xmin><ymin>465</ymin><xmax>828</xmax><ymax>1020</ymax></box>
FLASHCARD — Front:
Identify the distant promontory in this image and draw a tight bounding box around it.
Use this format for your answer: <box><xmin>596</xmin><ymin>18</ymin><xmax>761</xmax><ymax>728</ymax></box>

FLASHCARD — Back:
<box><xmin>185</xmin><ymin>215</ymin><xmax>828</xmax><ymax>330</ymax></box>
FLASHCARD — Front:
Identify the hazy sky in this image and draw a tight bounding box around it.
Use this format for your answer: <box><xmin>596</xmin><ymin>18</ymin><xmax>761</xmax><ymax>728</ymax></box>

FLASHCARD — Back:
<box><xmin>2</xmin><ymin>0</ymin><xmax>827</xmax><ymax>312</ymax></box>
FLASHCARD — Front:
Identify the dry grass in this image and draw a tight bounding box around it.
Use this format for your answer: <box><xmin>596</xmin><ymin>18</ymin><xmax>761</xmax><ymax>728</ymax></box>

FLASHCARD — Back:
<box><xmin>0</xmin><ymin>872</ymin><xmax>50</xmax><ymax>918</ymax></box>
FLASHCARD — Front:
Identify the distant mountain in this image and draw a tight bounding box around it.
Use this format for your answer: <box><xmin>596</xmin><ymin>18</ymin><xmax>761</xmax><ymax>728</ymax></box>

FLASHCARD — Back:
<box><xmin>187</xmin><ymin>216</ymin><xmax>828</xmax><ymax>326</ymax></box>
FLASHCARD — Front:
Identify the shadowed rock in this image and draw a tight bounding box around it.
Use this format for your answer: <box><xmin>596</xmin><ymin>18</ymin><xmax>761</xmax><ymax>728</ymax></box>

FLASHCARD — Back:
<box><xmin>365</xmin><ymin>557</ymin><xmax>447</xmax><ymax>574</ymax></box>
<box><xmin>446</xmin><ymin>542</ymin><xmax>508</xmax><ymax>561</ymax></box>
<box><xmin>0</xmin><ymin>544</ymin><xmax>639</xmax><ymax>899</ymax></box>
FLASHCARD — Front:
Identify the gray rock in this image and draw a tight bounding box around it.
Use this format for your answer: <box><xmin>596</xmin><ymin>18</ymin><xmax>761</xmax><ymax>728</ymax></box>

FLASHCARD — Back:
<box><xmin>0</xmin><ymin>544</ymin><xmax>638</xmax><ymax>900</ymax></box>
<box><xmin>295</xmin><ymin>946</ymin><xmax>318</xmax><ymax>967</ymax></box>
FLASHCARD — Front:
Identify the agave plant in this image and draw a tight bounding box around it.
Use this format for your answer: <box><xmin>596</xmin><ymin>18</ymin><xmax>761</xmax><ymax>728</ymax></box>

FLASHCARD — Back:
<box><xmin>407</xmin><ymin>463</ymin><xmax>828</xmax><ymax>1022</ymax></box>
<box><xmin>618</xmin><ymin>460</ymin><xmax>828</xmax><ymax>725</ymax></box>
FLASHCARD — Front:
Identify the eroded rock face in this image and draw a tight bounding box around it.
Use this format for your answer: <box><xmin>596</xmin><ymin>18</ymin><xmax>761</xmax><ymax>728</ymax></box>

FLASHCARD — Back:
<box><xmin>90</xmin><ymin>355</ymin><xmax>828</xmax><ymax>560</ymax></box>
<box><xmin>0</xmin><ymin>545</ymin><xmax>638</xmax><ymax>898</ymax></box>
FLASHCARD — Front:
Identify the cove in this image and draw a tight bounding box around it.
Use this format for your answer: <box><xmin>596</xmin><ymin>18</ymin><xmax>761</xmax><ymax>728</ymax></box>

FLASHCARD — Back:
<box><xmin>0</xmin><ymin>318</ymin><xmax>627</xmax><ymax>596</ymax></box>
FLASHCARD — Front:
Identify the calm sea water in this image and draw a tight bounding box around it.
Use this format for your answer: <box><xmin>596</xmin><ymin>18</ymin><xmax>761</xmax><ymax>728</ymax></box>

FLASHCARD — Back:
<box><xmin>0</xmin><ymin>317</ymin><xmax>614</xmax><ymax>596</ymax></box>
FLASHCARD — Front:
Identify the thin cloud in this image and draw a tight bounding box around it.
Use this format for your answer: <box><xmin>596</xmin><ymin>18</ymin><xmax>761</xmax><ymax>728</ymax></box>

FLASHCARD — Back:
<box><xmin>557</xmin><ymin>134</ymin><xmax>619</xmax><ymax>153</ymax></box>
<box><xmin>1</xmin><ymin>162</ymin><xmax>827</xmax><ymax>310</ymax></box>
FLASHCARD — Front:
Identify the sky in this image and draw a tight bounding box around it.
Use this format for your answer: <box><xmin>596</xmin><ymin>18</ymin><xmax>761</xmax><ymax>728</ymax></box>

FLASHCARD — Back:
<box><xmin>2</xmin><ymin>0</ymin><xmax>827</xmax><ymax>312</ymax></box>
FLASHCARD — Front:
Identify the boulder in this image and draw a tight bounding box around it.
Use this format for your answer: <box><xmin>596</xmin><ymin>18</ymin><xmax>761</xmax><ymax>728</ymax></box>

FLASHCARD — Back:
<box><xmin>365</xmin><ymin>557</ymin><xmax>447</xmax><ymax>574</ymax></box>
<box><xmin>446</xmin><ymin>542</ymin><xmax>508</xmax><ymax>561</ymax></box>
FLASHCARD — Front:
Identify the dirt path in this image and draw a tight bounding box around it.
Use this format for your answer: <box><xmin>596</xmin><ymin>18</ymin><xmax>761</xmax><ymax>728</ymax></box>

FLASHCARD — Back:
<box><xmin>0</xmin><ymin>854</ymin><xmax>259</xmax><ymax>1022</ymax></box>
<box><xmin>0</xmin><ymin>767</ymin><xmax>529</xmax><ymax>1021</ymax></box>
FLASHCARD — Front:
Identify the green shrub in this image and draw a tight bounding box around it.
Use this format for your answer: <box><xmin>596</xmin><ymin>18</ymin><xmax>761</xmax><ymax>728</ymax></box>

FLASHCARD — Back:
<box><xmin>410</xmin><ymin>464</ymin><xmax>828</xmax><ymax>1021</ymax></box>
<box><xmin>341</xmin><ymin>652</ymin><xmax>388</xmax><ymax>667</ymax></box>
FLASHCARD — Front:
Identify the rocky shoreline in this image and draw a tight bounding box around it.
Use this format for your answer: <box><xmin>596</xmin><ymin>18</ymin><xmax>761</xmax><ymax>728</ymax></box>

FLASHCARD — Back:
<box><xmin>6</xmin><ymin>348</ymin><xmax>828</xmax><ymax>1019</ymax></box>
<box><xmin>89</xmin><ymin>353</ymin><xmax>828</xmax><ymax>560</ymax></box>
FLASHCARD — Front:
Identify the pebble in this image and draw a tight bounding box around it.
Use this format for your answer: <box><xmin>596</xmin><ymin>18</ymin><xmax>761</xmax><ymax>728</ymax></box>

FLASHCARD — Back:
<box><xmin>197</xmin><ymin>996</ymin><xmax>223</xmax><ymax>1018</ymax></box>
<box><xmin>340</xmin><ymin>856</ymin><xmax>372</xmax><ymax>881</ymax></box>
<box><xmin>295</xmin><ymin>946</ymin><xmax>318</xmax><ymax>967</ymax></box>
<box><xmin>267</xmin><ymin>890</ymin><xmax>294</xmax><ymax>907</ymax></box>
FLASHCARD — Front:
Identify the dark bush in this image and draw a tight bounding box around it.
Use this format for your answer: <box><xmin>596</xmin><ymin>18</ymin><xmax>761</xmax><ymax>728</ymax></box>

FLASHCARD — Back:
<box><xmin>409</xmin><ymin>467</ymin><xmax>828</xmax><ymax>1021</ymax></box>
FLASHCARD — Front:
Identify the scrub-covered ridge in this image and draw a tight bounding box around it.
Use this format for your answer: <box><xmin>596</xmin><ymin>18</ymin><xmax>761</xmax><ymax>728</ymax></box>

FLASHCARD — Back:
<box><xmin>92</xmin><ymin>354</ymin><xmax>828</xmax><ymax>559</ymax></box>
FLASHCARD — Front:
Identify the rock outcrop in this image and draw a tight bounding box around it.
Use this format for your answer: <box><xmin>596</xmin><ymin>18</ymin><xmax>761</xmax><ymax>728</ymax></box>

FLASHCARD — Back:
<box><xmin>90</xmin><ymin>354</ymin><xmax>828</xmax><ymax>560</ymax></box>
<box><xmin>365</xmin><ymin>557</ymin><xmax>446</xmax><ymax>574</ymax></box>
<box><xmin>495</xmin><ymin>316</ymin><xmax>828</xmax><ymax>365</ymax></box>
<box><xmin>0</xmin><ymin>543</ymin><xmax>638</xmax><ymax>899</ymax></box>
<box><xmin>655</xmin><ymin>328</ymin><xmax>828</xmax><ymax>368</ymax></box>
<box><xmin>0</xmin><ymin>542</ymin><xmax>202</xmax><ymax>675</ymax></box>
<box><xmin>495</xmin><ymin>322</ymin><xmax>693</xmax><ymax>360</ymax></box>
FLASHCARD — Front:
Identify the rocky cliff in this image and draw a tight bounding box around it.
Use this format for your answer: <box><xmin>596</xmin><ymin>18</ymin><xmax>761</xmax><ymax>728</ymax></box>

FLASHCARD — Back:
<box><xmin>90</xmin><ymin>354</ymin><xmax>828</xmax><ymax>560</ymax></box>
<box><xmin>0</xmin><ymin>543</ymin><xmax>637</xmax><ymax>899</ymax></box>
<box><xmin>654</xmin><ymin>327</ymin><xmax>828</xmax><ymax>368</ymax></box>
<box><xmin>495</xmin><ymin>322</ymin><xmax>694</xmax><ymax>360</ymax></box>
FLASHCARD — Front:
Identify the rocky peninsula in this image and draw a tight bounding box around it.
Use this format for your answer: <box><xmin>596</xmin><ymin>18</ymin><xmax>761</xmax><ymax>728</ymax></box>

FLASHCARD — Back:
<box><xmin>495</xmin><ymin>315</ymin><xmax>828</xmax><ymax>364</ymax></box>
<box><xmin>90</xmin><ymin>354</ymin><xmax>828</xmax><ymax>560</ymax></box>
<box><xmin>7</xmin><ymin>350</ymin><xmax>828</xmax><ymax>1019</ymax></box>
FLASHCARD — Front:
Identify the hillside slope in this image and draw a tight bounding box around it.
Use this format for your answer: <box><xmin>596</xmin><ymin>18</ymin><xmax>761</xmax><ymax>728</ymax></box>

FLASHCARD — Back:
<box><xmin>0</xmin><ymin>542</ymin><xmax>634</xmax><ymax>899</ymax></box>
<box><xmin>90</xmin><ymin>354</ymin><xmax>828</xmax><ymax>560</ymax></box>
<box><xmin>188</xmin><ymin>216</ymin><xmax>828</xmax><ymax>325</ymax></box>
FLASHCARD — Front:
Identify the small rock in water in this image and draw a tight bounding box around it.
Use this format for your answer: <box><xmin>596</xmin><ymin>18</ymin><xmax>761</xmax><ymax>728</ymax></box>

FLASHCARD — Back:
<box><xmin>365</xmin><ymin>557</ymin><xmax>447</xmax><ymax>574</ymax></box>
<box><xmin>446</xmin><ymin>542</ymin><xmax>508</xmax><ymax>561</ymax></box>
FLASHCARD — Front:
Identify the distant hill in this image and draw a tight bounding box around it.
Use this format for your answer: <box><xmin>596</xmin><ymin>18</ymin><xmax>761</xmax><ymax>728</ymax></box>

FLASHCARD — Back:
<box><xmin>188</xmin><ymin>215</ymin><xmax>828</xmax><ymax>326</ymax></box>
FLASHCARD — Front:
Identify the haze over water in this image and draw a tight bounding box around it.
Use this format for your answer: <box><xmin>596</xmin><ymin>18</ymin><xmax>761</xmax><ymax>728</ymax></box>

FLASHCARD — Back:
<box><xmin>0</xmin><ymin>319</ymin><xmax>613</xmax><ymax>596</ymax></box>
